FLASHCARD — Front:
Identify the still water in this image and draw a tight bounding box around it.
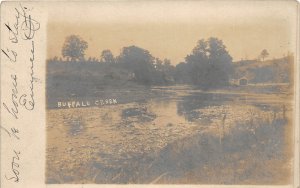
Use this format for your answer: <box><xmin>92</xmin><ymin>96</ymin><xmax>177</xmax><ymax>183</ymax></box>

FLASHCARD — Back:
<box><xmin>46</xmin><ymin>86</ymin><xmax>292</xmax><ymax>184</ymax></box>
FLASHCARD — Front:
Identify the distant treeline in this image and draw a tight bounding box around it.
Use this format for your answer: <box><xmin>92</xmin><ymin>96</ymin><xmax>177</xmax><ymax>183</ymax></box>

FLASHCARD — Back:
<box><xmin>48</xmin><ymin>37</ymin><xmax>236</xmax><ymax>90</ymax></box>
<box><xmin>48</xmin><ymin>35</ymin><xmax>294</xmax><ymax>96</ymax></box>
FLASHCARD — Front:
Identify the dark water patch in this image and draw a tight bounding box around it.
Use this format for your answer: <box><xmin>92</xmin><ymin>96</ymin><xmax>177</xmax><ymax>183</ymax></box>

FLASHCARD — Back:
<box><xmin>176</xmin><ymin>93</ymin><xmax>237</xmax><ymax>122</ymax></box>
<box><xmin>122</xmin><ymin>107</ymin><xmax>156</xmax><ymax>123</ymax></box>
<box><xmin>254</xmin><ymin>104</ymin><xmax>273</xmax><ymax>111</ymax></box>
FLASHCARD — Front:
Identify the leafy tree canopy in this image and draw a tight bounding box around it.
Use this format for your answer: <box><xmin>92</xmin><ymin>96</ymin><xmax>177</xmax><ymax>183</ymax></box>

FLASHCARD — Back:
<box><xmin>100</xmin><ymin>49</ymin><xmax>115</xmax><ymax>64</ymax></box>
<box><xmin>260</xmin><ymin>49</ymin><xmax>269</xmax><ymax>61</ymax></box>
<box><xmin>184</xmin><ymin>37</ymin><xmax>233</xmax><ymax>89</ymax></box>
<box><xmin>62</xmin><ymin>35</ymin><xmax>88</xmax><ymax>61</ymax></box>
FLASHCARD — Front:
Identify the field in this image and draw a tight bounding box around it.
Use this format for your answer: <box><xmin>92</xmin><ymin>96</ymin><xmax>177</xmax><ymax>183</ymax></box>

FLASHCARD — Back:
<box><xmin>46</xmin><ymin>85</ymin><xmax>293</xmax><ymax>184</ymax></box>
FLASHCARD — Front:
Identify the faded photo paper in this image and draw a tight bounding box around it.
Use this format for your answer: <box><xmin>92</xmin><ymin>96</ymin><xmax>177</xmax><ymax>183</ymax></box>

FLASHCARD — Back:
<box><xmin>1</xmin><ymin>1</ymin><xmax>300</xmax><ymax>188</ymax></box>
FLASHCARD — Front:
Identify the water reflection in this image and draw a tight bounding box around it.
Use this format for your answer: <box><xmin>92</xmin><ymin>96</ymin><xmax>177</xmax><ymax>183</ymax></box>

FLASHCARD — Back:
<box><xmin>176</xmin><ymin>92</ymin><xmax>286</xmax><ymax>123</ymax></box>
<box><xmin>47</xmin><ymin>88</ymin><xmax>291</xmax><ymax>184</ymax></box>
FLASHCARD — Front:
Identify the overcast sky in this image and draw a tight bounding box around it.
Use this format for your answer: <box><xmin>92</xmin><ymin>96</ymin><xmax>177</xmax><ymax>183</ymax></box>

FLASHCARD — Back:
<box><xmin>47</xmin><ymin>0</ymin><xmax>298</xmax><ymax>64</ymax></box>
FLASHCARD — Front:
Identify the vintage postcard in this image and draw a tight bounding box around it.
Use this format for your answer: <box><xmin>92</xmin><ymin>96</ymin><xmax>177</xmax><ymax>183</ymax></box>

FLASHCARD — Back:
<box><xmin>1</xmin><ymin>1</ymin><xmax>300</xmax><ymax>188</ymax></box>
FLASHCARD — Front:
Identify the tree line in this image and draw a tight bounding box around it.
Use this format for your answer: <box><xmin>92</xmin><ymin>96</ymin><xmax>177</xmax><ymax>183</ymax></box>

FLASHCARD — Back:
<box><xmin>47</xmin><ymin>35</ymin><xmax>266</xmax><ymax>89</ymax></box>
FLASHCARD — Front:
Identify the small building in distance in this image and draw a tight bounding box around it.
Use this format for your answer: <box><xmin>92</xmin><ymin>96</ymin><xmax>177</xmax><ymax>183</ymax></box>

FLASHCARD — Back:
<box><xmin>239</xmin><ymin>77</ymin><xmax>248</xmax><ymax>86</ymax></box>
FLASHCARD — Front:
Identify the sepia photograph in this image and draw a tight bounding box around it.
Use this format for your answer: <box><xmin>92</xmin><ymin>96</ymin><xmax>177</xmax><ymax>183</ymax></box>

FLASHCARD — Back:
<box><xmin>14</xmin><ymin>0</ymin><xmax>297</xmax><ymax>185</ymax></box>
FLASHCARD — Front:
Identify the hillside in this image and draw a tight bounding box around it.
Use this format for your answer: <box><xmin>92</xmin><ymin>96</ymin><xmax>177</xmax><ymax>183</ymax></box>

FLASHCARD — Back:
<box><xmin>46</xmin><ymin>61</ymin><xmax>147</xmax><ymax>105</ymax></box>
<box><xmin>232</xmin><ymin>55</ymin><xmax>294</xmax><ymax>84</ymax></box>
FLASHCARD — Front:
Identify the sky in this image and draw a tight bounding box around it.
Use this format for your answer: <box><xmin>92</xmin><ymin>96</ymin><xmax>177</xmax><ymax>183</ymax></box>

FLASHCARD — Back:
<box><xmin>47</xmin><ymin>0</ymin><xmax>298</xmax><ymax>65</ymax></box>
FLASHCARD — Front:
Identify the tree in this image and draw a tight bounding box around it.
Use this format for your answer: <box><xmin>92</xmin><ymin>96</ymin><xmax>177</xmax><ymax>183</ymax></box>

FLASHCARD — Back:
<box><xmin>260</xmin><ymin>49</ymin><xmax>269</xmax><ymax>61</ymax></box>
<box><xmin>62</xmin><ymin>35</ymin><xmax>88</xmax><ymax>61</ymax></box>
<box><xmin>162</xmin><ymin>59</ymin><xmax>175</xmax><ymax>82</ymax></box>
<box><xmin>175</xmin><ymin>62</ymin><xmax>191</xmax><ymax>83</ymax></box>
<box><xmin>163</xmin><ymin>59</ymin><xmax>171</xmax><ymax>66</ymax></box>
<box><xmin>100</xmin><ymin>49</ymin><xmax>115</xmax><ymax>63</ymax></box>
<box><xmin>154</xmin><ymin>58</ymin><xmax>163</xmax><ymax>71</ymax></box>
<box><xmin>117</xmin><ymin>45</ymin><xmax>155</xmax><ymax>84</ymax></box>
<box><xmin>184</xmin><ymin>37</ymin><xmax>233</xmax><ymax>89</ymax></box>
